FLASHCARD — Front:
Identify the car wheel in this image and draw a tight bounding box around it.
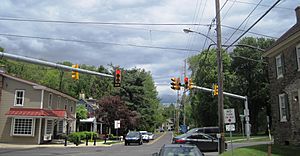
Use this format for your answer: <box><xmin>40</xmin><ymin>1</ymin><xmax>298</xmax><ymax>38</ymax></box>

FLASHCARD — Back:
<box><xmin>124</xmin><ymin>142</ymin><xmax>127</xmax><ymax>146</ymax></box>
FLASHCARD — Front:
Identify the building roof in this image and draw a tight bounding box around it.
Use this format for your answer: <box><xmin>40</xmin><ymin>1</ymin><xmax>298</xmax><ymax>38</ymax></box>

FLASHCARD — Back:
<box><xmin>6</xmin><ymin>108</ymin><xmax>75</xmax><ymax>119</ymax></box>
<box><xmin>0</xmin><ymin>72</ymin><xmax>77</xmax><ymax>101</ymax></box>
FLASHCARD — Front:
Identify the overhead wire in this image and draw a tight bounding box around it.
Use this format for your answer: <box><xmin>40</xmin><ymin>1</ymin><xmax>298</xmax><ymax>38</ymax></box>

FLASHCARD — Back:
<box><xmin>228</xmin><ymin>0</ymin><xmax>293</xmax><ymax>10</ymax></box>
<box><xmin>0</xmin><ymin>33</ymin><xmax>200</xmax><ymax>52</ymax></box>
<box><xmin>224</xmin><ymin>0</ymin><xmax>264</xmax><ymax>45</ymax></box>
<box><xmin>0</xmin><ymin>17</ymin><xmax>210</xmax><ymax>26</ymax></box>
<box><xmin>225</xmin><ymin>0</ymin><xmax>282</xmax><ymax>51</ymax></box>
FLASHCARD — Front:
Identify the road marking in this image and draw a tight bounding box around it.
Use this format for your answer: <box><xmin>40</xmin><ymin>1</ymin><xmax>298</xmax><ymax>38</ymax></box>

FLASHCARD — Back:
<box><xmin>148</xmin><ymin>132</ymin><xmax>167</xmax><ymax>145</ymax></box>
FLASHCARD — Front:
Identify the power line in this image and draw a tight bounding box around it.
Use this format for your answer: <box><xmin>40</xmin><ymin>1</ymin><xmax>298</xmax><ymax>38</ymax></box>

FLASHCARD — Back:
<box><xmin>221</xmin><ymin>24</ymin><xmax>277</xmax><ymax>39</ymax></box>
<box><xmin>0</xmin><ymin>33</ymin><xmax>200</xmax><ymax>52</ymax></box>
<box><xmin>228</xmin><ymin>0</ymin><xmax>293</xmax><ymax>10</ymax></box>
<box><xmin>224</xmin><ymin>0</ymin><xmax>264</xmax><ymax>45</ymax></box>
<box><xmin>0</xmin><ymin>17</ymin><xmax>210</xmax><ymax>26</ymax></box>
<box><xmin>226</xmin><ymin>0</ymin><xmax>282</xmax><ymax>50</ymax></box>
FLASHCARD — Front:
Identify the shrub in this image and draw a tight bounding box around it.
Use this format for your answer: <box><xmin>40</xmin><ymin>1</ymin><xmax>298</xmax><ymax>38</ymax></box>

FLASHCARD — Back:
<box><xmin>68</xmin><ymin>132</ymin><xmax>81</xmax><ymax>145</ymax></box>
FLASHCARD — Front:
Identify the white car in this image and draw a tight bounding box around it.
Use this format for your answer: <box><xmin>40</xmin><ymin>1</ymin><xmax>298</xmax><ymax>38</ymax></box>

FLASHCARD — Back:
<box><xmin>147</xmin><ymin>132</ymin><xmax>154</xmax><ymax>140</ymax></box>
<box><xmin>139</xmin><ymin>131</ymin><xmax>150</xmax><ymax>142</ymax></box>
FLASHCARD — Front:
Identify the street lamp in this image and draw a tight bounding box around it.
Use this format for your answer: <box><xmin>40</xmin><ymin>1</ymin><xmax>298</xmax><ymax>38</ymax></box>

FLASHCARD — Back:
<box><xmin>183</xmin><ymin>29</ymin><xmax>217</xmax><ymax>45</ymax></box>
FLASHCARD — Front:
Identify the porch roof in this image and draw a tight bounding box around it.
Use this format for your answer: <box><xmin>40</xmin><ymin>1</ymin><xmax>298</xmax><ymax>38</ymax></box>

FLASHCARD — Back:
<box><xmin>6</xmin><ymin>108</ymin><xmax>75</xmax><ymax>120</ymax></box>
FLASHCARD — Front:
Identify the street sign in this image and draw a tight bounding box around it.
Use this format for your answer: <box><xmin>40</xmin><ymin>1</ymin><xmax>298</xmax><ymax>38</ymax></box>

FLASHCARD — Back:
<box><xmin>114</xmin><ymin>120</ymin><xmax>120</xmax><ymax>129</ymax></box>
<box><xmin>226</xmin><ymin>124</ymin><xmax>235</xmax><ymax>131</ymax></box>
<box><xmin>224</xmin><ymin>108</ymin><xmax>236</xmax><ymax>124</ymax></box>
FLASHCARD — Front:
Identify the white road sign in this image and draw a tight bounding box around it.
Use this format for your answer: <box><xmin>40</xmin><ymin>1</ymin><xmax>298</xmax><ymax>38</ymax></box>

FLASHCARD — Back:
<box><xmin>226</xmin><ymin>124</ymin><xmax>235</xmax><ymax>131</ymax></box>
<box><xmin>114</xmin><ymin>120</ymin><xmax>120</xmax><ymax>129</ymax></box>
<box><xmin>224</xmin><ymin>108</ymin><xmax>236</xmax><ymax>124</ymax></box>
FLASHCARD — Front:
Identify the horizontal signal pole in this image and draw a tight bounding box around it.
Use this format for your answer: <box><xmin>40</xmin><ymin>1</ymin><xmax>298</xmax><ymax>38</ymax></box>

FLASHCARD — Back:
<box><xmin>0</xmin><ymin>52</ymin><xmax>114</xmax><ymax>78</ymax></box>
<box><xmin>191</xmin><ymin>85</ymin><xmax>250</xmax><ymax>140</ymax></box>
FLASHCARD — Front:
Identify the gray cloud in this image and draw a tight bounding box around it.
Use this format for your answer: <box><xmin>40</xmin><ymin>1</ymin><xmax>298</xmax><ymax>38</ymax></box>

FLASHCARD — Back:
<box><xmin>0</xmin><ymin>0</ymin><xmax>298</xmax><ymax>103</ymax></box>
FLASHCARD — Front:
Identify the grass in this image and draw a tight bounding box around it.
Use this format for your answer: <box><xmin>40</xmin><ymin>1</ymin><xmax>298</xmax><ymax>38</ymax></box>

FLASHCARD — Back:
<box><xmin>221</xmin><ymin>144</ymin><xmax>300</xmax><ymax>156</ymax></box>
<box><xmin>225</xmin><ymin>136</ymin><xmax>271</xmax><ymax>143</ymax></box>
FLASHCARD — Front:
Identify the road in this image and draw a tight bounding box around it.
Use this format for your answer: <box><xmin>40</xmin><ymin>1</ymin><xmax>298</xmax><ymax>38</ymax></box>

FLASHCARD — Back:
<box><xmin>0</xmin><ymin>132</ymin><xmax>173</xmax><ymax>156</ymax></box>
<box><xmin>0</xmin><ymin>132</ymin><xmax>269</xmax><ymax>156</ymax></box>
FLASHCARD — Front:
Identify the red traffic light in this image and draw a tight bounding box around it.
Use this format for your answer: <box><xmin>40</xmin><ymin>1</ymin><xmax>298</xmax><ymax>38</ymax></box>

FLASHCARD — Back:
<box><xmin>116</xmin><ymin>69</ymin><xmax>121</xmax><ymax>75</ymax></box>
<box><xmin>184</xmin><ymin>77</ymin><xmax>188</xmax><ymax>83</ymax></box>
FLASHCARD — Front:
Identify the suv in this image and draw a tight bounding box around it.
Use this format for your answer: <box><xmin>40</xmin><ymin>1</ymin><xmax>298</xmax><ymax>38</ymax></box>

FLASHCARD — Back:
<box><xmin>140</xmin><ymin>131</ymin><xmax>150</xmax><ymax>142</ymax></box>
<box><xmin>187</xmin><ymin>127</ymin><xmax>219</xmax><ymax>138</ymax></box>
<box><xmin>124</xmin><ymin>131</ymin><xmax>143</xmax><ymax>145</ymax></box>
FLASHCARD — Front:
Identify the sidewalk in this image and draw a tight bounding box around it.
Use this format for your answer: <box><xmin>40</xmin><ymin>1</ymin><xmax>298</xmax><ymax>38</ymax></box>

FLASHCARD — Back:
<box><xmin>0</xmin><ymin>140</ymin><xmax>122</xmax><ymax>149</ymax></box>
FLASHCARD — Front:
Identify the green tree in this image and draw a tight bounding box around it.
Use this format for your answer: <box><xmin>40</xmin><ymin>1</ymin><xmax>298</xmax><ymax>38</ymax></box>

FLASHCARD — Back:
<box><xmin>230</xmin><ymin>37</ymin><xmax>275</xmax><ymax>134</ymax></box>
<box><xmin>76</xmin><ymin>104</ymin><xmax>88</xmax><ymax>131</ymax></box>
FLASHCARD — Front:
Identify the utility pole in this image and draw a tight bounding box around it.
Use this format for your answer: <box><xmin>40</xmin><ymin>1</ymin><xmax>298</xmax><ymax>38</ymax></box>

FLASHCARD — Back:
<box><xmin>215</xmin><ymin>0</ymin><xmax>225</xmax><ymax>154</ymax></box>
<box><xmin>183</xmin><ymin>59</ymin><xmax>187</xmax><ymax>126</ymax></box>
<box><xmin>176</xmin><ymin>90</ymin><xmax>180</xmax><ymax>133</ymax></box>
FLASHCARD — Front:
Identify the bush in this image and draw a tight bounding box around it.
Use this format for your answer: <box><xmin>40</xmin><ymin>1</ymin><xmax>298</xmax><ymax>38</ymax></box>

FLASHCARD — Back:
<box><xmin>68</xmin><ymin>132</ymin><xmax>81</xmax><ymax>145</ymax></box>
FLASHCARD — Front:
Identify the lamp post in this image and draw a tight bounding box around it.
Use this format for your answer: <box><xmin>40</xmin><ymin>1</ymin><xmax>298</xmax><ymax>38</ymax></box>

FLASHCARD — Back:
<box><xmin>183</xmin><ymin>29</ymin><xmax>217</xmax><ymax>45</ymax></box>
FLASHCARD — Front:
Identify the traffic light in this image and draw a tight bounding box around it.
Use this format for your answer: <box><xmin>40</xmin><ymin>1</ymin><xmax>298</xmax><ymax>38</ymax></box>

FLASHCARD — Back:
<box><xmin>114</xmin><ymin>69</ymin><xmax>121</xmax><ymax>87</ymax></box>
<box><xmin>184</xmin><ymin>77</ymin><xmax>189</xmax><ymax>89</ymax></box>
<box><xmin>170</xmin><ymin>77</ymin><xmax>181</xmax><ymax>90</ymax></box>
<box><xmin>72</xmin><ymin>64</ymin><xmax>79</xmax><ymax>80</ymax></box>
<box><xmin>213</xmin><ymin>84</ymin><xmax>218</xmax><ymax>96</ymax></box>
<box><xmin>188</xmin><ymin>79</ymin><xmax>193</xmax><ymax>90</ymax></box>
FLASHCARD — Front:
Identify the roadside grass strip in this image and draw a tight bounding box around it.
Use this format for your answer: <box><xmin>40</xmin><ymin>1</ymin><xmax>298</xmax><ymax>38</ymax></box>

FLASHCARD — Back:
<box><xmin>221</xmin><ymin>144</ymin><xmax>300</xmax><ymax>156</ymax></box>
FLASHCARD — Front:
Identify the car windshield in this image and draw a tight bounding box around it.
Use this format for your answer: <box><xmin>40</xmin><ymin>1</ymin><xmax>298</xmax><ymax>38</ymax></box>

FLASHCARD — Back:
<box><xmin>127</xmin><ymin>132</ymin><xmax>139</xmax><ymax>137</ymax></box>
<box><xmin>140</xmin><ymin>132</ymin><xmax>147</xmax><ymax>135</ymax></box>
<box><xmin>162</xmin><ymin>147</ymin><xmax>202</xmax><ymax>156</ymax></box>
<box><xmin>186</xmin><ymin>128</ymin><xmax>199</xmax><ymax>133</ymax></box>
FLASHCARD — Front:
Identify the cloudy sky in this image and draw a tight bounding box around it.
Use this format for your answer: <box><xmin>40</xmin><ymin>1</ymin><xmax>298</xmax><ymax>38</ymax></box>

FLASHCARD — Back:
<box><xmin>0</xmin><ymin>0</ymin><xmax>298</xmax><ymax>103</ymax></box>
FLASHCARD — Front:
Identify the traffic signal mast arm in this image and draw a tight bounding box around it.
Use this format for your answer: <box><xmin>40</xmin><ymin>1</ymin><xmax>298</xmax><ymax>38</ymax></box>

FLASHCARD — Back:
<box><xmin>191</xmin><ymin>84</ymin><xmax>250</xmax><ymax>141</ymax></box>
<box><xmin>0</xmin><ymin>52</ymin><xmax>114</xmax><ymax>78</ymax></box>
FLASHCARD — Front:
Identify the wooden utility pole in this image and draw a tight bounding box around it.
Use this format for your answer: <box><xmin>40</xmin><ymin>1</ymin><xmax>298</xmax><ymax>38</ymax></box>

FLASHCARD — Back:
<box><xmin>215</xmin><ymin>0</ymin><xmax>225</xmax><ymax>154</ymax></box>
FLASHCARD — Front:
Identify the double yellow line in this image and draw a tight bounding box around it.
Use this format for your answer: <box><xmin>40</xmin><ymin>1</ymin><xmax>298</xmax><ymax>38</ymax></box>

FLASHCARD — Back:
<box><xmin>148</xmin><ymin>132</ymin><xmax>167</xmax><ymax>145</ymax></box>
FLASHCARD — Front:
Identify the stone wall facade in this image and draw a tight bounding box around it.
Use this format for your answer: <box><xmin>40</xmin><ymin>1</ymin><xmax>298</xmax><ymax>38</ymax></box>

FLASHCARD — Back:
<box><xmin>267</xmin><ymin>38</ymin><xmax>300</xmax><ymax>145</ymax></box>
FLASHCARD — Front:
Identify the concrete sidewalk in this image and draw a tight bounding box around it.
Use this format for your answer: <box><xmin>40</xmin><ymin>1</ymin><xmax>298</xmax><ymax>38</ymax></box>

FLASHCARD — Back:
<box><xmin>0</xmin><ymin>140</ymin><xmax>122</xmax><ymax>149</ymax></box>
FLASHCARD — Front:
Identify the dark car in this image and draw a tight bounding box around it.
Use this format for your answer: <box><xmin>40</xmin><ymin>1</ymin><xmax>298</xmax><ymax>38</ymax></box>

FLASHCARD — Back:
<box><xmin>124</xmin><ymin>131</ymin><xmax>143</xmax><ymax>145</ymax></box>
<box><xmin>152</xmin><ymin>144</ymin><xmax>204</xmax><ymax>156</ymax></box>
<box><xmin>173</xmin><ymin>132</ymin><xmax>227</xmax><ymax>152</ymax></box>
<box><xmin>186</xmin><ymin>127</ymin><xmax>219</xmax><ymax>138</ymax></box>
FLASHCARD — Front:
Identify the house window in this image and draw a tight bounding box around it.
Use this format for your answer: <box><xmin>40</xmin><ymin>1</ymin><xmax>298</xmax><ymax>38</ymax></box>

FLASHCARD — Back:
<box><xmin>276</xmin><ymin>54</ymin><xmax>283</xmax><ymax>78</ymax></box>
<box><xmin>45</xmin><ymin>120</ymin><xmax>53</xmax><ymax>135</ymax></box>
<box><xmin>279</xmin><ymin>94</ymin><xmax>288</xmax><ymax>122</ymax></box>
<box><xmin>70</xmin><ymin>106</ymin><xmax>73</xmax><ymax>113</ymax></box>
<box><xmin>48</xmin><ymin>93</ymin><xmax>53</xmax><ymax>108</ymax></box>
<box><xmin>57</xmin><ymin>120</ymin><xmax>65</xmax><ymax>134</ymax></box>
<box><xmin>57</xmin><ymin>96</ymin><xmax>61</xmax><ymax>109</ymax></box>
<box><xmin>12</xmin><ymin>118</ymin><xmax>35</xmax><ymax>136</ymax></box>
<box><xmin>296</xmin><ymin>44</ymin><xmax>300</xmax><ymax>70</ymax></box>
<box><xmin>14</xmin><ymin>90</ymin><xmax>25</xmax><ymax>106</ymax></box>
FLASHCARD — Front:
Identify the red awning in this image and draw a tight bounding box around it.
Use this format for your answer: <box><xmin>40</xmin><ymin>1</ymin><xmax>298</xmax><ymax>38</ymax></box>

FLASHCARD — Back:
<box><xmin>6</xmin><ymin>108</ymin><xmax>75</xmax><ymax>119</ymax></box>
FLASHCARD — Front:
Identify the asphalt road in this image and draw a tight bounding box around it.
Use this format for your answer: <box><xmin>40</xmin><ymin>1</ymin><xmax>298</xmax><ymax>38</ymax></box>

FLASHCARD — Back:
<box><xmin>0</xmin><ymin>132</ymin><xmax>269</xmax><ymax>156</ymax></box>
<box><xmin>0</xmin><ymin>132</ymin><xmax>174</xmax><ymax>156</ymax></box>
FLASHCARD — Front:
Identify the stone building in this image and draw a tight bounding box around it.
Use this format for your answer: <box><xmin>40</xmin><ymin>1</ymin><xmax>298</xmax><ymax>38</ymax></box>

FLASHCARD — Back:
<box><xmin>263</xmin><ymin>6</ymin><xmax>300</xmax><ymax>145</ymax></box>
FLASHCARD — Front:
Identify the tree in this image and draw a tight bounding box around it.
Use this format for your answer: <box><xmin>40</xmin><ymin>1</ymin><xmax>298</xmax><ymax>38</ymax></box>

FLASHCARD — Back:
<box><xmin>188</xmin><ymin>49</ymin><xmax>236</xmax><ymax>127</ymax></box>
<box><xmin>76</xmin><ymin>105</ymin><xmax>88</xmax><ymax>131</ymax></box>
<box><xmin>230</xmin><ymin>37</ymin><xmax>275</xmax><ymax>134</ymax></box>
<box><xmin>96</xmin><ymin>96</ymin><xmax>140</xmax><ymax>135</ymax></box>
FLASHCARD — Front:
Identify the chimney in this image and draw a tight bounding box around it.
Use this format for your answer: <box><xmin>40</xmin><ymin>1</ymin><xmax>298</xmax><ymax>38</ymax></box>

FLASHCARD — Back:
<box><xmin>296</xmin><ymin>6</ymin><xmax>300</xmax><ymax>23</ymax></box>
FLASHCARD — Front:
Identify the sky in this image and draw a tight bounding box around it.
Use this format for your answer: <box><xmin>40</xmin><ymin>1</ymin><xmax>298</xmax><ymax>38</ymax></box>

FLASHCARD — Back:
<box><xmin>0</xmin><ymin>0</ymin><xmax>298</xmax><ymax>103</ymax></box>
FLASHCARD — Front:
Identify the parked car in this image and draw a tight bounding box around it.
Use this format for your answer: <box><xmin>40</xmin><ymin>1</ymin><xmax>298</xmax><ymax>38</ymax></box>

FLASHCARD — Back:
<box><xmin>140</xmin><ymin>131</ymin><xmax>150</xmax><ymax>142</ymax></box>
<box><xmin>124</xmin><ymin>131</ymin><xmax>143</xmax><ymax>146</ymax></box>
<box><xmin>148</xmin><ymin>132</ymin><xmax>155</xmax><ymax>140</ymax></box>
<box><xmin>186</xmin><ymin>127</ymin><xmax>219</xmax><ymax>138</ymax></box>
<box><xmin>152</xmin><ymin>144</ymin><xmax>204</xmax><ymax>156</ymax></box>
<box><xmin>173</xmin><ymin>132</ymin><xmax>227</xmax><ymax>151</ymax></box>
